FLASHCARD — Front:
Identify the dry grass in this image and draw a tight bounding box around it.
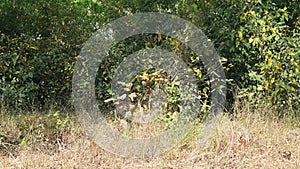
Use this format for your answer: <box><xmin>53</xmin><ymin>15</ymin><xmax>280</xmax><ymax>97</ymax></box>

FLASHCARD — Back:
<box><xmin>0</xmin><ymin>102</ymin><xmax>299</xmax><ymax>168</ymax></box>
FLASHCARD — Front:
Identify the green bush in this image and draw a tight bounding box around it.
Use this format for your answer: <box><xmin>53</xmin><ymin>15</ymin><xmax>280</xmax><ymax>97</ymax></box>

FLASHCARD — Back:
<box><xmin>0</xmin><ymin>0</ymin><xmax>100</xmax><ymax>110</ymax></box>
<box><xmin>1</xmin><ymin>0</ymin><xmax>298</xmax><ymax>119</ymax></box>
<box><xmin>176</xmin><ymin>0</ymin><xmax>300</xmax><ymax>116</ymax></box>
<box><xmin>228</xmin><ymin>1</ymin><xmax>300</xmax><ymax>116</ymax></box>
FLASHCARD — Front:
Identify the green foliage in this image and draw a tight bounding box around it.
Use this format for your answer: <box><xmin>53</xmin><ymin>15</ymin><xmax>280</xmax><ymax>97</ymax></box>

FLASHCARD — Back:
<box><xmin>95</xmin><ymin>34</ymin><xmax>211</xmax><ymax>123</ymax></box>
<box><xmin>177</xmin><ymin>0</ymin><xmax>300</xmax><ymax>116</ymax></box>
<box><xmin>0</xmin><ymin>33</ymin><xmax>39</xmax><ymax>109</ymax></box>
<box><xmin>228</xmin><ymin>1</ymin><xmax>300</xmax><ymax>116</ymax></box>
<box><xmin>1</xmin><ymin>0</ymin><xmax>298</xmax><ymax>119</ymax></box>
<box><xmin>0</xmin><ymin>0</ymin><xmax>101</xmax><ymax>110</ymax></box>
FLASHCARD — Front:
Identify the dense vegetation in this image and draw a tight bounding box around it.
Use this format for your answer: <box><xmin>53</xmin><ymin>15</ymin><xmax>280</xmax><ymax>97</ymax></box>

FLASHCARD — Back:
<box><xmin>0</xmin><ymin>0</ymin><xmax>299</xmax><ymax>118</ymax></box>
<box><xmin>0</xmin><ymin>1</ymin><xmax>299</xmax><ymax>167</ymax></box>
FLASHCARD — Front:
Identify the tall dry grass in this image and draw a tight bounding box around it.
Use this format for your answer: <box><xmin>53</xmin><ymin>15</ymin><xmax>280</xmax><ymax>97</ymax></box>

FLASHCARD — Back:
<box><xmin>0</xmin><ymin>100</ymin><xmax>299</xmax><ymax>168</ymax></box>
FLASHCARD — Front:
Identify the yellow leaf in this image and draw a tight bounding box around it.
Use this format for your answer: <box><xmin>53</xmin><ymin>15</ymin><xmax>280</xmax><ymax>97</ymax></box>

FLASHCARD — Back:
<box><xmin>270</xmin><ymin>28</ymin><xmax>276</xmax><ymax>33</ymax></box>
<box><xmin>262</xmin><ymin>34</ymin><xmax>266</xmax><ymax>41</ymax></box>
<box><xmin>253</xmin><ymin>37</ymin><xmax>259</xmax><ymax>45</ymax></box>
<box><xmin>194</xmin><ymin>69</ymin><xmax>202</xmax><ymax>77</ymax></box>
<box><xmin>157</xmin><ymin>33</ymin><xmax>162</xmax><ymax>42</ymax></box>
<box><xmin>249</xmin><ymin>37</ymin><xmax>253</xmax><ymax>43</ymax></box>
<box><xmin>276</xmin><ymin>64</ymin><xmax>281</xmax><ymax>69</ymax></box>
<box><xmin>238</xmin><ymin>31</ymin><xmax>243</xmax><ymax>39</ymax></box>
<box><xmin>270</xmin><ymin>78</ymin><xmax>275</xmax><ymax>84</ymax></box>
<box><xmin>291</xmin><ymin>87</ymin><xmax>296</xmax><ymax>92</ymax></box>
<box><xmin>30</xmin><ymin>46</ymin><xmax>39</xmax><ymax>50</ymax></box>
<box><xmin>250</xmin><ymin>11</ymin><xmax>255</xmax><ymax>17</ymax></box>
<box><xmin>240</xmin><ymin>14</ymin><xmax>246</xmax><ymax>22</ymax></box>
<box><xmin>264</xmin><ymin>80</ymin><xmax>269</xmax><ymax>89</ymax></box>
<box><xmin>268</xmin><ymin>58</ymin><xmax>272</xmax><ymax>67</ymax></box>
